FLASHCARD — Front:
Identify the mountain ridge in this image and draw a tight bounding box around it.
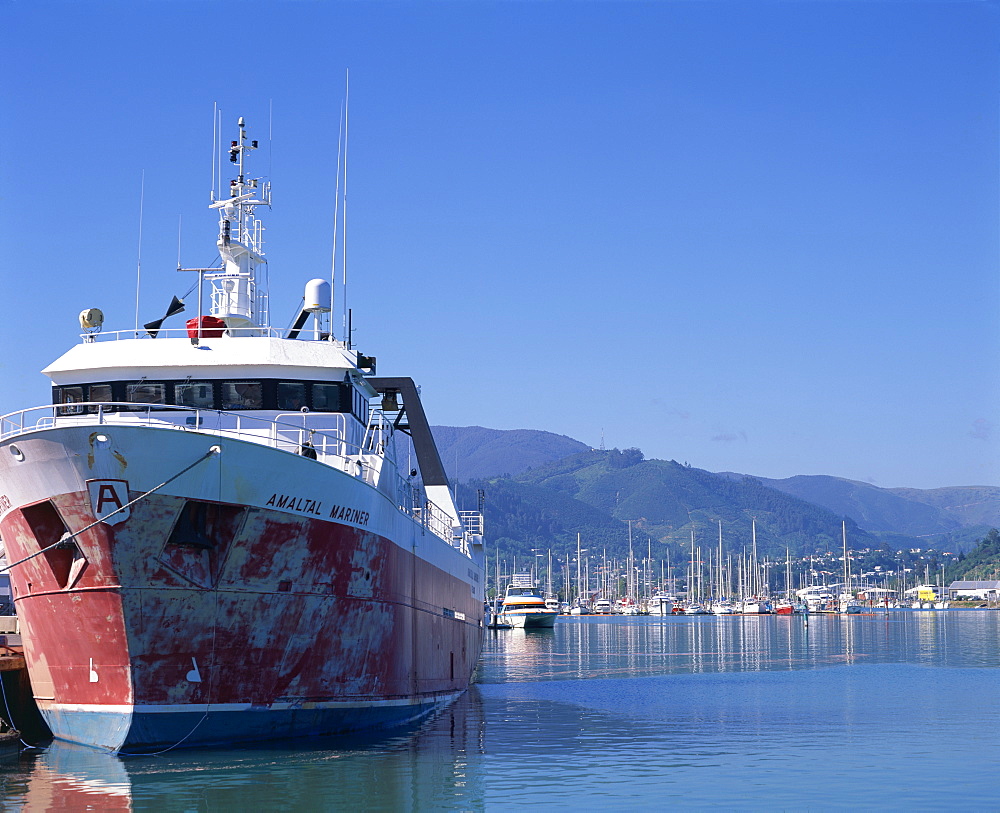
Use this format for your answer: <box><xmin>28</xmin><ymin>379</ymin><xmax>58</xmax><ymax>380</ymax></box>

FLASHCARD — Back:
<box><xmin>433</xmin><ymin>426</ymin><xmax>999</xmax><ymax>557</ymax></box>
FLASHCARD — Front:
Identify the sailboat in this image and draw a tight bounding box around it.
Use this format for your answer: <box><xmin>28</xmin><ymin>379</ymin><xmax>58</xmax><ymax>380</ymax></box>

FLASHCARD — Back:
<box><xmin>569</xmin><ymin>533</ymin><xmax>591</xmax><ymax>615</ymax></box>
<box><xmin>839</xmin><ymin>522</ymin><xmax>864</xmax><ymax>614</ymax></box>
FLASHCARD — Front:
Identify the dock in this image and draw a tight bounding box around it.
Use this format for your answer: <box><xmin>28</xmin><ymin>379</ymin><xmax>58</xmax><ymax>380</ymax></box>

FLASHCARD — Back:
<box><xmin>0</xmin><ymin>621</ymin><xmax>50</xmax><ymax>743</ymax></box>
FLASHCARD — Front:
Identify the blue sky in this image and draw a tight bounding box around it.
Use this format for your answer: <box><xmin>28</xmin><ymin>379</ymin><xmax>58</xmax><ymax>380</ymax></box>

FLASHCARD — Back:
<box><xmin>2</xmin><ymin>1</ymin><xmax>997</xmax><ymax>489</ymax></box>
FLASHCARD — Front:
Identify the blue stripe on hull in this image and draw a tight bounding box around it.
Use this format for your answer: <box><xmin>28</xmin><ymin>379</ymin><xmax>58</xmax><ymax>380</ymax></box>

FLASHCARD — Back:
<box><xmin>42</xmin><ymin>694</ymin><xmax>463</xmax><ymax>753</ymax></box>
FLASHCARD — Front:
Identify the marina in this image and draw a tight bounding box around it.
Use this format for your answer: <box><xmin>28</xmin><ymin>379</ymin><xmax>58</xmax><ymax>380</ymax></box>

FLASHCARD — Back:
<box><xmin>0</xmin><ymin>610</ymin><xmax>996</xmax><ymax>809</ymax></box>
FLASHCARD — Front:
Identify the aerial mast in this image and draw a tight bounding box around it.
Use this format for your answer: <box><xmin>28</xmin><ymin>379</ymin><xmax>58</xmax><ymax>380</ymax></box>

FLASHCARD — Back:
<box><xmin>207</xmin><ymin>117</ymin><xmax>272</xmax><ymax>333</ymax></box>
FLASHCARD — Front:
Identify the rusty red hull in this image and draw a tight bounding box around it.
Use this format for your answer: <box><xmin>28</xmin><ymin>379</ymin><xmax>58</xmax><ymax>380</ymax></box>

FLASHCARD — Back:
<box><xmin>0</xmin><ymin>426</ymin><xmax>484</xmax><ymax>751</ymax></box>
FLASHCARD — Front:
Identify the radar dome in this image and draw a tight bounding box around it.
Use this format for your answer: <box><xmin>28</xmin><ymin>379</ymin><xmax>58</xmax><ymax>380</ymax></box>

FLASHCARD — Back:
<box><xmin>79</xmin><ymin>308</ymin><xmax>104</xmax><ymax>330</ymax></box>
<box><xmin>304</xmin><ymin>279</ymin><xmax>332</xmax><ymax>313</ymax></box>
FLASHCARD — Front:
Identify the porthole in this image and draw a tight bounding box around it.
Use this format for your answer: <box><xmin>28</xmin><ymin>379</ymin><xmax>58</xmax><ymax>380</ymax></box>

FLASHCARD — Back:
<box><xmin>9</xmin><ymin>445</ymin><xmax>24</xmax><ymax>462</ymax></box>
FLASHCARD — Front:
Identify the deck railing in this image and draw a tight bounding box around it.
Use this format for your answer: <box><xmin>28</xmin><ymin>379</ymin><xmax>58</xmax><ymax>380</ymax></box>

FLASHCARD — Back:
<box><xmin>74</xmin><ymin>327</ymin><xmax>351</xmax><ymax>343</ymax></box>
<box><xmin>459</xmin><ymin>511</ymin><xmax>484</xmax><ymax>537</ymax></box>
<box><xmin>0</xmin><ymin>402</ymin><xmax>471</xmax><ymax>552</ymax></box>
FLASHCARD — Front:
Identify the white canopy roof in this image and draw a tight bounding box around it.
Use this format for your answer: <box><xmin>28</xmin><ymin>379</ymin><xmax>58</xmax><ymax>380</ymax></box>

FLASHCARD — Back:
<box><xmin>43</xmin><ymin>336</ymin><xmax>368</xmax><ymax>390</ymax></box>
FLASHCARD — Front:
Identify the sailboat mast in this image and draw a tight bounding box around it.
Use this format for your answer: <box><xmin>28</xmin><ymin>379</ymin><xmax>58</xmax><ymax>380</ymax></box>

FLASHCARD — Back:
<box><xmin>718</xmin><ymin>520</ymin><xmax>724</xmax><ymax>600</ymax></box>
<box><xmin>627</xmin><ymin>520</ymin><xmax>634</xmax><ymax>602</ymax></box>
<box><xmin>576</xmin><ymin>533</ymin><xmax>582</xmax><ymax>606</ymax></box>
<box><xmin>842</xmin><ymin>520</ymin><xmax>850</xmax><ymax>596</ymax></box>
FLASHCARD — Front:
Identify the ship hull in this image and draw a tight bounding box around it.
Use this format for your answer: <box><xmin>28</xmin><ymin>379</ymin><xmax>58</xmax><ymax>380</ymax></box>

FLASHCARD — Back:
<box><xmin>0</xmin><ymin>426</ymin><xmax>484</xmax><ymax>751</ymax></box>
<box><xmin>42</xmin><ymin>694</ymin><xmax>462</xmax><ymax>752</ymax></box>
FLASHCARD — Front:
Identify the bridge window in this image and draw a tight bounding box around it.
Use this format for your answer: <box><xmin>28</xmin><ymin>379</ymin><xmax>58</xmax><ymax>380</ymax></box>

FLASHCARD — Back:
<box><xmin>57</xmin><ymin>387</ymin><xmax>85</xmax><ymax>416</ymax></box>
<box><xmin>53</xmin><ymin>377</ymin><xmax>369</xmax><ymax>418</ymax></box>
<box><xmin>313</xmin><ymin>383</ymin><xmax>347</xmax><ymax>412</ymax></box>
<box><xmin>352</xmin><ymin>387</ymin><xmax>369</xmax><ymax>425</ymax></box>
<box><xmin>277</xmin><ymin>382</ymin><xmax>307</xmax><ymax>411</ymax></box>
<box><xmin>86</xmin><ymin>384</ymin><xmax>115</xmax><ymax>414</ymax></box>
<box><xmin>126</xmin><ymin>382</ymin><xmax>166</xmax><ymax>410</ymax></box>
<box><xmin>175</xmin><ymin>382</ymin><xmax>214</xmax><ymax>409</ymax></box>
<box><xmin>221</xmin><ymin>381</ymin><xmax>262</xmax><ymax>410</ymax></box>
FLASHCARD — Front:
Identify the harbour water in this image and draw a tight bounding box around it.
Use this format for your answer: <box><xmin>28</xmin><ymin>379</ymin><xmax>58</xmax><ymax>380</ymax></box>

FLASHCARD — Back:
<box><xmin>0</xmin><ymin>611</ymin><xmax>997</xmax><ymax>810</ymax></box>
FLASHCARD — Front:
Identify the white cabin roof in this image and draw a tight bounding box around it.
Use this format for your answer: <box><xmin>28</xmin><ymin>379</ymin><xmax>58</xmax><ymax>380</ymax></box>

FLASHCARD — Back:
<box><xmin>43</xmin><ymin>336</ymin><xmax>364</xmax><ymax>386</ymax></box>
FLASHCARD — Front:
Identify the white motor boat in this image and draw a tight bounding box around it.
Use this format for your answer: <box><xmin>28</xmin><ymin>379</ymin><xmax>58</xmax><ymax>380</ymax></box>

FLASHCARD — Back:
<box><xmin>499</xmin><ymin>574</ymin><xmax>559</xmax><ymax>628</ymax></box>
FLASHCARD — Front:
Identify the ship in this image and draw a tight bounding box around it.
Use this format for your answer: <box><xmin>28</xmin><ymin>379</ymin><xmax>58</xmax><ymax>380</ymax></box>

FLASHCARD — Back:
<box><xmin>0</xmin><ymin>117</ymin><xmax>485</xmax><ymax>752</ymax></box>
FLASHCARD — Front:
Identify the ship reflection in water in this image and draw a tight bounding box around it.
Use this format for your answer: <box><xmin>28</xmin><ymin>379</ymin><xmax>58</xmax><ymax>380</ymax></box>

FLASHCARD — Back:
<box><xmin>3</xmin><ymin>612</ymin><xmax>999</xmax><ymax>810</ymax></box>
<box><xmin>4</xmin><ymin>690</ymin><xmax>487</xmax><ymax>811</ymax></box>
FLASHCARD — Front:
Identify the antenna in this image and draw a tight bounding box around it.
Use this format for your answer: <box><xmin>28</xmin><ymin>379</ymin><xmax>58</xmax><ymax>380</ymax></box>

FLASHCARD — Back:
<box><xmin>216</xmin><ymin>107</ymin><xmax>223</xmax><ymax>205</ymax></box>
<box><xmin>133</xmin><ymin>171</ymin><xmax>145</xmax><ymax>336</ymax></box>
<box><xmin>211</xmin><ymin>102</ymin><xmax>217</xmax><ymax>201</ymax></box>
<box><xmin>177</xmin><ymin>215</ymin><xmax>182</xmax><ymax>269</ymax></box>
<box><xmin>331</xmin><ymin>98</ymin><xmax>345</xmax><ymax>342</ymax></box>
<box><xmin>342</xmin><ymin>68</ymin><xmax>350</xmax><ymax>343</ymax></box>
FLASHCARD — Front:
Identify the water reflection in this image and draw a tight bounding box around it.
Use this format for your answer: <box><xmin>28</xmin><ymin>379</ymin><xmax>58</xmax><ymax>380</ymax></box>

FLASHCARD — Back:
<box><xmin>0</xmin><ymin>689</ymin><xmax>487</xmax><ymax>812</ymax></box>
<box><xmin>476</xmin><ymin>612</ymin><xmax>1000</xmax><ymax>808</ymax></box>
<box><xmin>0</xmin><ymin>612</ymin><xmax>996</xmax><ymax>810</ymax></box>
<box><xmin>484</xmin><ymin>611</ymin><xmax>1000</xmax><ymax>685</ymax></box>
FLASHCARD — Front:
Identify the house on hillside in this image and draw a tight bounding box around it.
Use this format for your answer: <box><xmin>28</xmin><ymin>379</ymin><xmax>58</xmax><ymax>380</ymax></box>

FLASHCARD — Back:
<box><xmin>948</xmin><ymin>580</ymin><xmax>1000</xmax><ymax>601</ymax></box>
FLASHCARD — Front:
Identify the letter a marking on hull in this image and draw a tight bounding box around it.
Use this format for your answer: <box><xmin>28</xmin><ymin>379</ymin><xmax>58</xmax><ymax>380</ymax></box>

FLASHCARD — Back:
<box><xmin>86</xmin><ymin>479</ymin><xmax>131</xmax><ymax>524</ymax></box>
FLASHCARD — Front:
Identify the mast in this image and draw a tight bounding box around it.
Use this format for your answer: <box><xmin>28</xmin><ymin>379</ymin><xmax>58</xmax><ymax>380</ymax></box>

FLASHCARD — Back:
<box><xmin>842</xmin><ymin>520</ymin><xmax>850</xmax><ymax>597</ymax></box>
<box><xmin>627</xmin><ymin>520</ymin><xmax>634</xmax><ymax>603</ymax></box>
<box><xmin>689</xmin><ymin>529</ymin><xmax>696</xmax><ymax>604</ymax></box>
<box><xmin>786</xmin><ymin>548</ymin><xmax>792</xmax><ymax>600</ymax></box>
<box><xmin>647</xmin><ymin>537</ymin><xmax>652</xmax><ymax>602</ymax></box>
<box><xmin>207</xmin><ymin>117</ymin><xmax>272</xmax><ymax>333</ymax></box>
<box><xmin>576</xmin><ymin>533</ymin><xmax>582</xmax><ymax>607</ymax></box>
<box><xmin>547</xmin><ymin>549</ymin><xmax>553</xmax><ymax>598</ymax></box>
<box><xmin>718</xmin><ymin>520</ymin><xmax>724</xmax><ymax>601</ymax></box>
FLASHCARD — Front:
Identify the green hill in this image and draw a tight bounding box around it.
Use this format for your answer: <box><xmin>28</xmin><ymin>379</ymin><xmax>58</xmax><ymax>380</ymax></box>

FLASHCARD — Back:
<box><xmin>436</xmin><ymin>426</ymin><xmax>995</xmax><ymax>564</ymax></box>
<box><xmin>948</xmin><ymin>529</ymin><xmax>1000</xmax><ymax>581</ymax></box>
<box><xmin>460</xmin><ymin>448</ymin><xmax>877</xmax><ymax>564</ymax></box>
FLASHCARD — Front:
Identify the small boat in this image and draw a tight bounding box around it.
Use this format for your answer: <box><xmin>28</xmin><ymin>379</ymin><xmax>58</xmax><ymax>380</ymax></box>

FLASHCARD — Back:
<box><xmin>647</xmin><ymin>593</ymin><xmax>678</xmax><ymax>616</ymax></box>
<box><xmin>593</xmin><ymin>598</ymin><xmax>613</xmax><ymax>615</ymax></box>
<box><xmin>711</xmin><ymin>601</ymin><xmax>735</xmax><ymax>615</ymax></box>
<box><xmin>839</xmin><ymin>594</ymin><xmax>865</xmax><ymax>614</ymax></box>
<box><xmin>684</xmin><ymin>603</ymin><xmax>707</xmax><ymax>615</ymax></box>
<box><xmin>797</xmin><ymin>586</ymin><xmax>835</xmax><ymax>613</ymax></box>
<box><xmin>499</xmin><ymin>575</ymin><xmax>559</xmax><ymax>628</ymax></box>
<box><xmin>619</xmin><ymin>599</ymin><xmax>641</xmax><ymax>615</ymax></box>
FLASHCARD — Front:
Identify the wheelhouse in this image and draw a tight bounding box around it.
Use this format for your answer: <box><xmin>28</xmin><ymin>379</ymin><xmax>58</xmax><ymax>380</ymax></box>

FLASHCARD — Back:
<box><xmin>52</xmin><ymin>377</ymin><xmax>369</xmax><ymax>424</ymax></box>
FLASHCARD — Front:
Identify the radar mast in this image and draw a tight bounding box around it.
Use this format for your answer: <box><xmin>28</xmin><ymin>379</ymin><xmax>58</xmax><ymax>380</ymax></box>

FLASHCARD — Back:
<box><xmin>208</xmin><ymin>117</ymin><xmax>271</xmax><ymax>332</ymax></box>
